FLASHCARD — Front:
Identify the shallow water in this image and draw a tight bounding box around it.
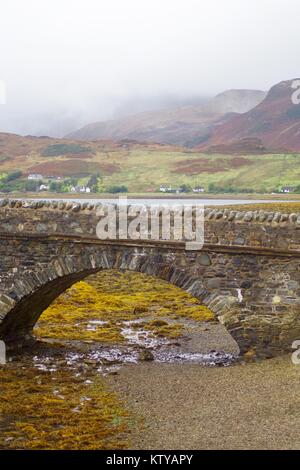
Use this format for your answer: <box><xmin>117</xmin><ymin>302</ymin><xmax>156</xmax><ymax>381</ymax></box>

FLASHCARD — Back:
<box><xmin>30</xmin><ymin>317</ymin><xmax>238</xmax><ymax>376</ymax></box>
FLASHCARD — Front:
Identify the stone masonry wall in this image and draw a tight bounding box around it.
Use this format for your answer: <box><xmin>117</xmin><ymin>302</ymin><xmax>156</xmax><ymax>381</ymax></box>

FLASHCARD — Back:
<box><xmin>0</xmin><ymin>199</ymin><xmax>299</xmax><ymax>254</ymax></box>
<box><xmin>0</xmin><ymin>199</ymin><xmax>299</xmax><ymax>357</ymax></box>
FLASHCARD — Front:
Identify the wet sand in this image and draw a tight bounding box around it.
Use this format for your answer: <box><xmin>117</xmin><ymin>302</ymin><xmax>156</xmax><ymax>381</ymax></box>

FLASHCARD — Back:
<box><xmin>107</xmin><ymin>356</ymin><xmax>300</xmax><ymax>450</ymax></box>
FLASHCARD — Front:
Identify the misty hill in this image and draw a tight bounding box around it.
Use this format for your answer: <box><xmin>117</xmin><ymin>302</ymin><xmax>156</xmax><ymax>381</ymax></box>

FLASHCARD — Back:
<box><xmin>199</xmin><ymin>79</ymin><xmax>300</xmax><ymax>152</ymax></box>
<box><xmin>66</xmin><ymin>90</ymin><xmax>266</xmax><ymax>147</ymax></box>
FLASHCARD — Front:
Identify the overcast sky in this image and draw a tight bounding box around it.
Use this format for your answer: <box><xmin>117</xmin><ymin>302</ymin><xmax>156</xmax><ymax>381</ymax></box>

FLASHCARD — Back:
<box><xmin>0</xmin><ymin>0</ymin><xmax>300</xmax><ymax>136</ymax></box>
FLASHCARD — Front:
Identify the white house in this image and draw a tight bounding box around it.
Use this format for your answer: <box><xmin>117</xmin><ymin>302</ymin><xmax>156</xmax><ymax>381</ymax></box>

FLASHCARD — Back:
<box><xmin>280</xmin><ymin>186</ymin><xmax>295</xmax><ymax>194</ymax></box>
<box><xmin>28</xmin><ymin>174</ymin><xmax>43</xmax><ymax>180</ymax></box>
<box><xmin>73</xmin><ymin>185</ymin><xmax>91</xmax><ymax>193</ymax></box>
<box><xmin>193</xmin><ymin>186</ymin><xmax>205</xmax><ymax>193</ymax></box>
<box><xmin>160</xmin><ymin>184</ymin><xmax>172</xmax><ymax>192</ymax></box>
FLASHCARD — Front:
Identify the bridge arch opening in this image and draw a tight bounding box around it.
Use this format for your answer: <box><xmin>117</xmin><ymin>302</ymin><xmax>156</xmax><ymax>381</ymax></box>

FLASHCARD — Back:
<box><xmin>0</xmin><ymin>253</ymin><xmax>239</xmax><ymax>357</ymax></box>
<box><xmin>33</xmin><ymin>270</ymin><xmax>240</xmax><ymax>361</ymax></box>
<box><xmin>2</xmin><ymin>243</ymin><xmax>298</xmax><ymax>359</ymax></box>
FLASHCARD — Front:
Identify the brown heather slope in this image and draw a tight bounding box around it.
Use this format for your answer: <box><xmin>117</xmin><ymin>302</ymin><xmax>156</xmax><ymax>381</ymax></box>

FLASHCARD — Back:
<box><xmin>0</xmin><ymin>132</ymin><xmax>178</xmax><ymax>178</ymax></box>
<box><xmin>66</xmin><ymin>90</ymin><xmax>266</xmax><ymax>147</ymax></box>
<box><xmin>198</xmin><ymin>79</ymin><xmax>300</xmax><ymax>153</ymax></box>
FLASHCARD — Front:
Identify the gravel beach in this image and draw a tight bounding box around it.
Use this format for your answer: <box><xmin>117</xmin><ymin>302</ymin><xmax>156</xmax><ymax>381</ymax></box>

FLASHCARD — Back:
<box><xmin>107</xmin><ymin>355</ymin><xmax>300</xmax><ymax>450</ymax></box>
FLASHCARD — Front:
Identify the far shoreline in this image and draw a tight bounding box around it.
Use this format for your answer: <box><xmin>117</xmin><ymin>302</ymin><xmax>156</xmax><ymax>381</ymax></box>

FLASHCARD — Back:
<box><xmin>1</xmin><ymin>192</ymin><xmax>300</xmax><ymax>201</ymax></box>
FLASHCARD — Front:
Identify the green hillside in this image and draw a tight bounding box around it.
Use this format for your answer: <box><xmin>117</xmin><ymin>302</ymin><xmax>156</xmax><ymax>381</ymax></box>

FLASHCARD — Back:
<box><xmin>0</xmin><ymin>134</ymin><xmax>299</xmax><ymax>193</ymax></box>
<box><xmin>97</xmin><ymin>150</ymin><xmax>300</xmax><ymax>193</ymax></box>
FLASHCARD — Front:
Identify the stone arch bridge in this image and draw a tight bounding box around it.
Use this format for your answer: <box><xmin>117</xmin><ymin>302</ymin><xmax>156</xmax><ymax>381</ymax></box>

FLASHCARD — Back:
<box><xmin>0</xmin><ymin>199</ymin><xmax>299</xmax><ymax>358</ymax></box>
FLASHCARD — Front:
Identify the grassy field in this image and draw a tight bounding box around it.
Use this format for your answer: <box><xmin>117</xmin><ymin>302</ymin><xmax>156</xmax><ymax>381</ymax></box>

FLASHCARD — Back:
<box><xmin>0</xmin><ymin>134</ymin><xmax>300</xmax><ymax>192</ymax></box>
<box><xmin>98</xmin><ymin>150</ymin><xmax>300</xmax><ymax>192</ymax></box>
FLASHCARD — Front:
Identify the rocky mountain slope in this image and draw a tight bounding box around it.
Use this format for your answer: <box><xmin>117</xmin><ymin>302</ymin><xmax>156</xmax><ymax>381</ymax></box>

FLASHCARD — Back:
<box><xmin>66</xmin><ymin>89</ymin><xmax>266</xmax><ymax>147</ymax></box>
<box><xmin>199</xmin><ymin>79</ymin><xmax>300</xmax><ymax>152</ymax></box>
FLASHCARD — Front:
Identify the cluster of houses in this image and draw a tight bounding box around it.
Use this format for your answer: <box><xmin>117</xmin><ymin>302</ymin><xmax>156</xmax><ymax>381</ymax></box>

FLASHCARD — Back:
<box><xmin>26</xmin><ymin>174</ymin><xmax>297</xmax><ymax>195</ymax></box>
<box><xmin>27</xmin><ymin>174</ymin><xmax>91</xmax><ymax>193</ymax></box>
<box><xmin>27</xmin><ymin>174</ymin><xmax>49</xmax><ymax>191</ymax></box>
<box><xmin>159</xmin><ymin>184</ymin><xmax>205</xmax><ymax>194</ymax></box>
<box><xmin>159</xmin><ymin>184</ymin><xmax>297</xmax><ymax>194</ymax></box>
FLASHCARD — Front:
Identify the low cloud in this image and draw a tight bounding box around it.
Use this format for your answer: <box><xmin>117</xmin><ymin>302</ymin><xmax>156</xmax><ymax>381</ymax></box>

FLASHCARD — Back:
<box><xmin>0</xmin><ymin>0</ymin><xmax>300</xmax><ymax>136</ymax></box>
